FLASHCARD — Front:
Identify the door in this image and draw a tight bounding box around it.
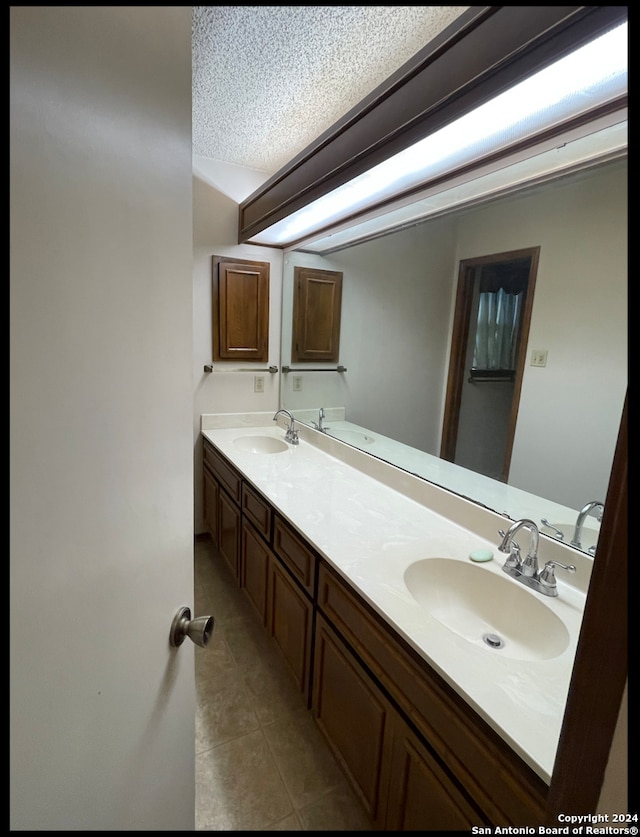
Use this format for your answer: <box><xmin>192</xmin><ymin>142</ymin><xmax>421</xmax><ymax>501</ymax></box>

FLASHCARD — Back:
<box><xmin>440</xmin><ymin>248</ymin><xmax>539</xmax><ymax>482</ymax></box>
<box><xmin>10</xmin><ymin>7</ymin><xmax>196</xmax><ymax>829</ymax></box>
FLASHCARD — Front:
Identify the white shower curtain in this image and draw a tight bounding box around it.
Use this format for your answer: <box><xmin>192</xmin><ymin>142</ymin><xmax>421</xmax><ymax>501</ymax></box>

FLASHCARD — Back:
<box><xmin>472</xmin><ymin>288</ymin><xmax>522</xmax><ymax>370</ymax></box>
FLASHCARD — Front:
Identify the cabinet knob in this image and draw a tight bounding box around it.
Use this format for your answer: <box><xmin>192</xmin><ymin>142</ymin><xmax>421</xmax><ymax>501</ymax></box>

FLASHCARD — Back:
<box><xmin>169</xmin><ymin>606</ymin><xmax>214</xmax><ymax>648</ymax></box>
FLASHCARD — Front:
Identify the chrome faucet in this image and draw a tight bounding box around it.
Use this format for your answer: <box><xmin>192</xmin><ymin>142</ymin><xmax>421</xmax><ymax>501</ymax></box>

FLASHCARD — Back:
<box><xmin>311</xmin><ymin>406</ymin><xmax>329</xmax><ymax>432</ymax></box>
<box><xmin>498</xmin><ymin>518</ymin><xmax>540</xmax><ymax>578</ymax></box>
<box><xmin>497</xmin><ymin>518</ymin><xmax>576</xmax><ymax>597</ymax></box>
<box><xmin>570</xmin><ymin>501</ymin><xmax>604</xmax><ymax>550</ymax></box>
<box><xmin>273</xmin><ymin>409</ymin><xmax>299</xmax><ymax>445</ymax></box>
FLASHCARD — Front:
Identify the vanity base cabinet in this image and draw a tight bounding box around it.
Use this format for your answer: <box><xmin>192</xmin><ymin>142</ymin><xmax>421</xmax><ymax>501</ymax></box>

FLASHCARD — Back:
<box><xmin>312</xmin><ymin>614</ymin><xmax>393</xmax><ymax>828</ymax></box>
<box><xmin>313</xmin><ymin>614</ymin><xmax>485</xmax><ymax>831</ymax></box>
<box><xmin>203</xmin><ymin>439</ymin><xmax>242</xmax><ymax>583</ymax></box>
<box><xmin>385</xmin><ymin>720</ymin><xmax>484</xmax><ymax>831</ymax></box>
<box><xmin>218</xmin><ymin>487</ymin><xmax>241</xmax><ymax>582</ymax></box>
<box><xmin>201</xmin><ymin>435</ymin><xmax>549</xmax><ymax>830</ymax></box>
<box><xmin>202</xmin><ymin>464</ymin><xmax>219</xmax><ymax>547</ymax></box>
<box><xmin>267</xmin><ymin>554</ymin><xmax>314</xmax><ymax>705</ymax></box>
<box><xmin>240</xmin><ymin>519</ymin><xmax>271</xmax><ymax>625</ymax></box>
<box><xmin>316</xmin><ymin>562</ymin><xmax>547</xmax><ymax>828</ymax></box>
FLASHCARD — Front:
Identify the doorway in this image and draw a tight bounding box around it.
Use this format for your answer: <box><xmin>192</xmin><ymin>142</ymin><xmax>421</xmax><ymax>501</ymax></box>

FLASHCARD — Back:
<box><xmin>440</xmin><ymin>247</ymin><xmax>539</xmax><ymax>482</ymax></box>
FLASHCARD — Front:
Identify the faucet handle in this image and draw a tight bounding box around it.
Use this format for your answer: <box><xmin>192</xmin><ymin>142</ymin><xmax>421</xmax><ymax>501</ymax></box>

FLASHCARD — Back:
<box><xmin>498</xmin><ymin>531</ymin><xmax>521</xmax><ymax>569</ymax></box>
<box><xmin>539</xmin><ymin>560</ymin><xmax>577</xmax><ymax>592</ymax></box>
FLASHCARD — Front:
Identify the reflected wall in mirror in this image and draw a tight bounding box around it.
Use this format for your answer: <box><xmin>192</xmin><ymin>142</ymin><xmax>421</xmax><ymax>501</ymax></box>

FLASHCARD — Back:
<box><xmin>280</xmin><ymin>159</ymin><xmax>627</xmax><ymax>555</ymax></box>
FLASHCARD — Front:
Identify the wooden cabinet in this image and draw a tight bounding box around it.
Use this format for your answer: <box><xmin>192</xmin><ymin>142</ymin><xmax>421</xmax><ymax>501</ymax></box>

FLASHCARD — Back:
<box><xmin>385</xmin><ymin>719</ymin><xmax>483</xmax><ymax>831</ymax></box>
<box><xmin>312</xmin><ymin>613</ymin><xmax>484</xmax><ymax>831</ymax></box>
<box><xmin>218</xmin><ymin>487</ymin><xmax>241</xmax><ymax>580</ymax></box>
<box><xmin>212</xmin><ymin>255</ymin><xmax>270</xmax><ymax>362</ymax></box>
<box><xmin>313</xmin><ymin>614</ymin><xmax>393</xmax><ymax>827</ymax></box>
<box><xmin>273</xmin><ymin>515</ymin><xmax>317</xmax><ymax>596</ymax></box>
<box><xmin>242</xmin><ymin>482</ymin><xmax>272</xmax><ymax>540</ymax></box>
<box><xmin>202</xmin><ymin>438</ymin><xmax>316</xmax><ymax>703</ymax></box>
<box><xmin>291</xmin><ymin>266</ymin><xmax>342</xmax><ymax>363</ymax></box>
<box><xmin>316</xmin><ymin>562</ymin><xmax>547</xmax><ymax>828</ymax></box>
<box><xmin>241</xmin><ymin>519</ymin><xmax>271</xmax><ymax>624</ymax></box>
<box><xmin>201</xmin><ymin>434</ymin><xmax>548</xmax><ymax>830</ymax></box>
<box><xmin>202</xmin><ymin>463</ymin><xmax>219</xmax><ymax>546</ymax></box>
<box><xmin>203</xmin><ymin>439</ymin><xmax>241</xmax><ymax>582</ymax></box>
<box><xmin>267</xmin><ymin>555</ymin><xmax>314</xmax><ymax>703</ymax></box>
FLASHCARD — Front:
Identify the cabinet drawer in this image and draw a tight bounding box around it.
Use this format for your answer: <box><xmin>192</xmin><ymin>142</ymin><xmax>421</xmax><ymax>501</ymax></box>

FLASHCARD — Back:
<box><xmin>317</xmin><ymin>562</ymin><xmax>547</xmax><ymax>826</ymax></box>
<box><xmin>203</xmin><ymin>439</ymin><xmax>241</xmax><ymax>504</ymax></box>
<box><xmin>242</xmin><ymin>482</ymin><xmax>272</xmax><ymax>540</ymax></box>
<box><xmin>273</xmin><ymin>516</ymin><xmax>317</xmax><ymax>596</ymax></box>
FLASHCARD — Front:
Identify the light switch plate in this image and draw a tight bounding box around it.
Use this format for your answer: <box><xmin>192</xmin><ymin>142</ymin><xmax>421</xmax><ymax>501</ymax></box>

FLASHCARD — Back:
<box><xmin>530</xmin><ymin>349</ymin><xmax>548</xmax><ymax>367</ymax></box>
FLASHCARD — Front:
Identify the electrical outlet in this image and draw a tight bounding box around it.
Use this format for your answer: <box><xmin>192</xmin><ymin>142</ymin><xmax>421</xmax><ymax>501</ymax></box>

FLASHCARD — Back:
<box><xmin>530</xmin><ymin>349</ymin><xmax>548</xmax><ymax>367</ymax></box>
<box><xmin>254</xmin><ymin>375</ymin><xmax>265</xmax><ymax>393</ymax></box>
<box><xmin>292</xmin><ymin>375</ymin><xmax>303</xmax><ymax>392</ymax></box>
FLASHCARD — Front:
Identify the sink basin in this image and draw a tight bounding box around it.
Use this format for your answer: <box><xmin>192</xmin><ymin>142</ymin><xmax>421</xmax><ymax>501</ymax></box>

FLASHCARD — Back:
<box><xmin>403</xmin><ymin>558</ymin><xmax>570</xmax><ymax>661</ymax></box>
<box><xmin>542</xmin><ymin>522</ymin><xmax>599</xmax><ymax>552</ymax></box>
<box><xmin>328</xmin><ymin>428</ymin><xmax>375</xmax><ymax>445</ymax></box>
<box><xmin>233</xmin><ymin>435</ymin><xmax>288</xmax><ymax>454</ymax></box>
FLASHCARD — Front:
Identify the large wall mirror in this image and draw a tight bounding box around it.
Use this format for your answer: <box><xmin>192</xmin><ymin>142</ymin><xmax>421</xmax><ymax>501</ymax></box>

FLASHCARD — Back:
<box><xmin>280</xmin><ymin>156</ymin><xmax>627</xmax><ymax>557</ymax></box>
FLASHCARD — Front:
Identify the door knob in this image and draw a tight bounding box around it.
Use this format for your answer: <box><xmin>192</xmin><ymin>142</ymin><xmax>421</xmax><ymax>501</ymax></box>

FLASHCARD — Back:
<box><xmin>169</xmin><ymin>606</ymin><xmax>214</xmax><ymax>648</ymax></box>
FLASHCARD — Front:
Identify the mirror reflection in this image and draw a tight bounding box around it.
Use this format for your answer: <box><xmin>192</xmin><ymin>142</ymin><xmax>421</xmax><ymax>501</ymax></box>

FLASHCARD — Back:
<box><xmin>281</xmin><ymin>158</ymin><xmax>627</xmax><ymax>556</ymax></box>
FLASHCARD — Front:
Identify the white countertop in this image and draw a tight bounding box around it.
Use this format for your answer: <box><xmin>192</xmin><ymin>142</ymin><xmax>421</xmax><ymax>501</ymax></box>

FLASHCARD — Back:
<box><xmin>293</xmin><ymin>411</ymin><xmax>601</xmax><ymax>547</ymax></box>
<box><xmin>201</xmin><ymin>414</ymin><xmax>588</xmax><ymax>785</ymax></box>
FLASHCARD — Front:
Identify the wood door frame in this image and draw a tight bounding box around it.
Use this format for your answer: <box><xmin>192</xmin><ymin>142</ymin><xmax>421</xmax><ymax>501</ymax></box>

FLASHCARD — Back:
<box><xmin>440</xmin><ymin>246</ymin><xmax>540</xmax><ymax>482</ymax></box>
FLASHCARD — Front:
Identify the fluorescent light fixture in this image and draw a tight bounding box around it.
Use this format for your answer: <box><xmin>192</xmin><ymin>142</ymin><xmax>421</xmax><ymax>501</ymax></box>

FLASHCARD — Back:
<box><xmin>250</xmin><ymin>21</ymin><xmax>627</xmax><ymax>247</ymax></box>
<box><xmin>292</xmin><ymin>114</ymin><xmax>627</xmax><ymax>254</ymax></box>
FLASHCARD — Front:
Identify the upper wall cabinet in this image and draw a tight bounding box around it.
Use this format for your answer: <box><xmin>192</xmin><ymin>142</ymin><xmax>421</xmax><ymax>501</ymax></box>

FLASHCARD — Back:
<box><xmin>292</xmin><ymin>266</ymin><xmax>343</xmax><ymax>363</ymax></box>
<box><xmin>212</xmin><ymin>256</ymin><xmax>270</xmax><ymax>362</ymax></box>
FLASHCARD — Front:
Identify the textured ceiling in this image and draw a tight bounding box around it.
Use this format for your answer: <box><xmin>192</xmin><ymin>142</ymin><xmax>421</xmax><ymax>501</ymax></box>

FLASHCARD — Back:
<box><xmin>192</xmin><ymin>6</ymin><xmax>469</xmax><ymax>175</ymax></box>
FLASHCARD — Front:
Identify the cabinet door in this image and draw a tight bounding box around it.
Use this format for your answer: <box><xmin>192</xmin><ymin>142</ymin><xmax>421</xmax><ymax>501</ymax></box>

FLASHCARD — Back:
<box><xmin>312</xmin><ymin>615</ymin><xmax>393</xmax><ymax>828</ymax></box>
<box><xmin>291</xmin><ymin>266</ymin><xmax>342</xmax><ymax>362</ymax></box>
<box><xmin>212</xmin><ymin>256</ymin><xmax>270</xmax><ymax>362</ymax></box>
<box><xmin>202</xmin><ymin>465</ymin><xmax>219</xmax><ymax>546</ymax></box>
<box><xmin>241</xmin><ymin>520</ymin><xmax>271</xmax><ymax>624</ymax></box>
<box><xmin>218</xmin><ymin>488</ymin><xmax>241</xmax><ymax>581</ymax></box>
<box><xmin>386</xmin><ymin>721</ymin><xmax>484</xmax><ymax>831</ymax></box>
<box><xmin>267</xmin><ymin>557</ymin><xmax>314</xmax><ymax>703</ymax></box>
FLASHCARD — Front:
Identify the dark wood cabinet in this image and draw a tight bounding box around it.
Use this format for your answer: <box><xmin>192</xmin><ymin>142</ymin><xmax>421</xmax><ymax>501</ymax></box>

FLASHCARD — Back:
<box><xmin>201</xmin><ymin>434</ymin><xmax>548</xmax><ymax>830</ymax></box>
<box><xmin>212</xmin><ymin>255</ymin><xmax>270</xmax><ymax>362</ymax></box>
<box><xmin>202</xmin><ymin>464</ymin><xmax>219</xmax><ymax>547</ymax></box>
<box><xmin>266</xmin><ymin>555</ymin><xmax>314</xmax><ymax>703</ymax></box>
<box><xmin>316</xmin><ymin>561</ymin><xmax>547</xmax><ymax>828</ymax></box>
<box><xmin>218</xmin><ymin>487</ymin><xmax>241</xmax><ymax>580</ymax></box>
<box><xmin>240</xmin><ymin>519</ymin><xmax>271</xmax><ymax>624</ymax></box>
<box><xmin>273</xmin><ymin>515</ymin><xmax>317</xmax><ymax>596</ymax></box>
<box><xmin>291</xmin><ymin>266</ymin><xmax>342</xmax><ymax>363</ymax></box>
<box><xmin>386</xmin><ymin>720</ymin><xmax>483</xmax><ymax>831</ymax></box>
<box><xmin>203</xmin><ymin>439</ymin><xmax>241</xmax><ymax>582</ymax></box>
<box><xmin>313</xmin><ymin>614</ymin><xmax>393</xmax><ymax>827</ymax></box>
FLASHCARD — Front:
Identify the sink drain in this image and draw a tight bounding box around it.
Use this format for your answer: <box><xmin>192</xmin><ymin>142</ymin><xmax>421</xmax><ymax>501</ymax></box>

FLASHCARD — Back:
<box><xmin>483</xmin><ymin>633</ymin><xmax>505</xmax><ymax>649</ymax></box>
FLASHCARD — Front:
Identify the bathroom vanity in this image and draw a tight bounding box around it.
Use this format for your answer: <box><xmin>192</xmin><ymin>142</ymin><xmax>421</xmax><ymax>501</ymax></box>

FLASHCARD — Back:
<box><xmin>201</xmin><ymin>413</ymin><xmax>590</xmax><ymax>829</ymax></box>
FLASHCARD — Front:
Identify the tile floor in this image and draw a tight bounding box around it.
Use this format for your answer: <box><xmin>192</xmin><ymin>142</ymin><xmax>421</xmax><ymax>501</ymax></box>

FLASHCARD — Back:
<box><xmin>193</xmin><ymin>535</ymin><xmax>373</xmax><ymax>831</ymax></box>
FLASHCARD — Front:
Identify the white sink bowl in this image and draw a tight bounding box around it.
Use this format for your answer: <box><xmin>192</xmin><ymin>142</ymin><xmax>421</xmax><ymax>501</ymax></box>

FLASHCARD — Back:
<box><xmin>233</xmin><ymin>435</ymin><xmax>288</xmax><ymax>454</ymax></box>
<box><xmin>328</xmin><ymin>428</ymin><xmax>375</xmax><ymax>445</ymax></box>
<box><xmin>403</xmin><ymin>558</ymin><xmax>570</xmax><ymax>661</ymax></box>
